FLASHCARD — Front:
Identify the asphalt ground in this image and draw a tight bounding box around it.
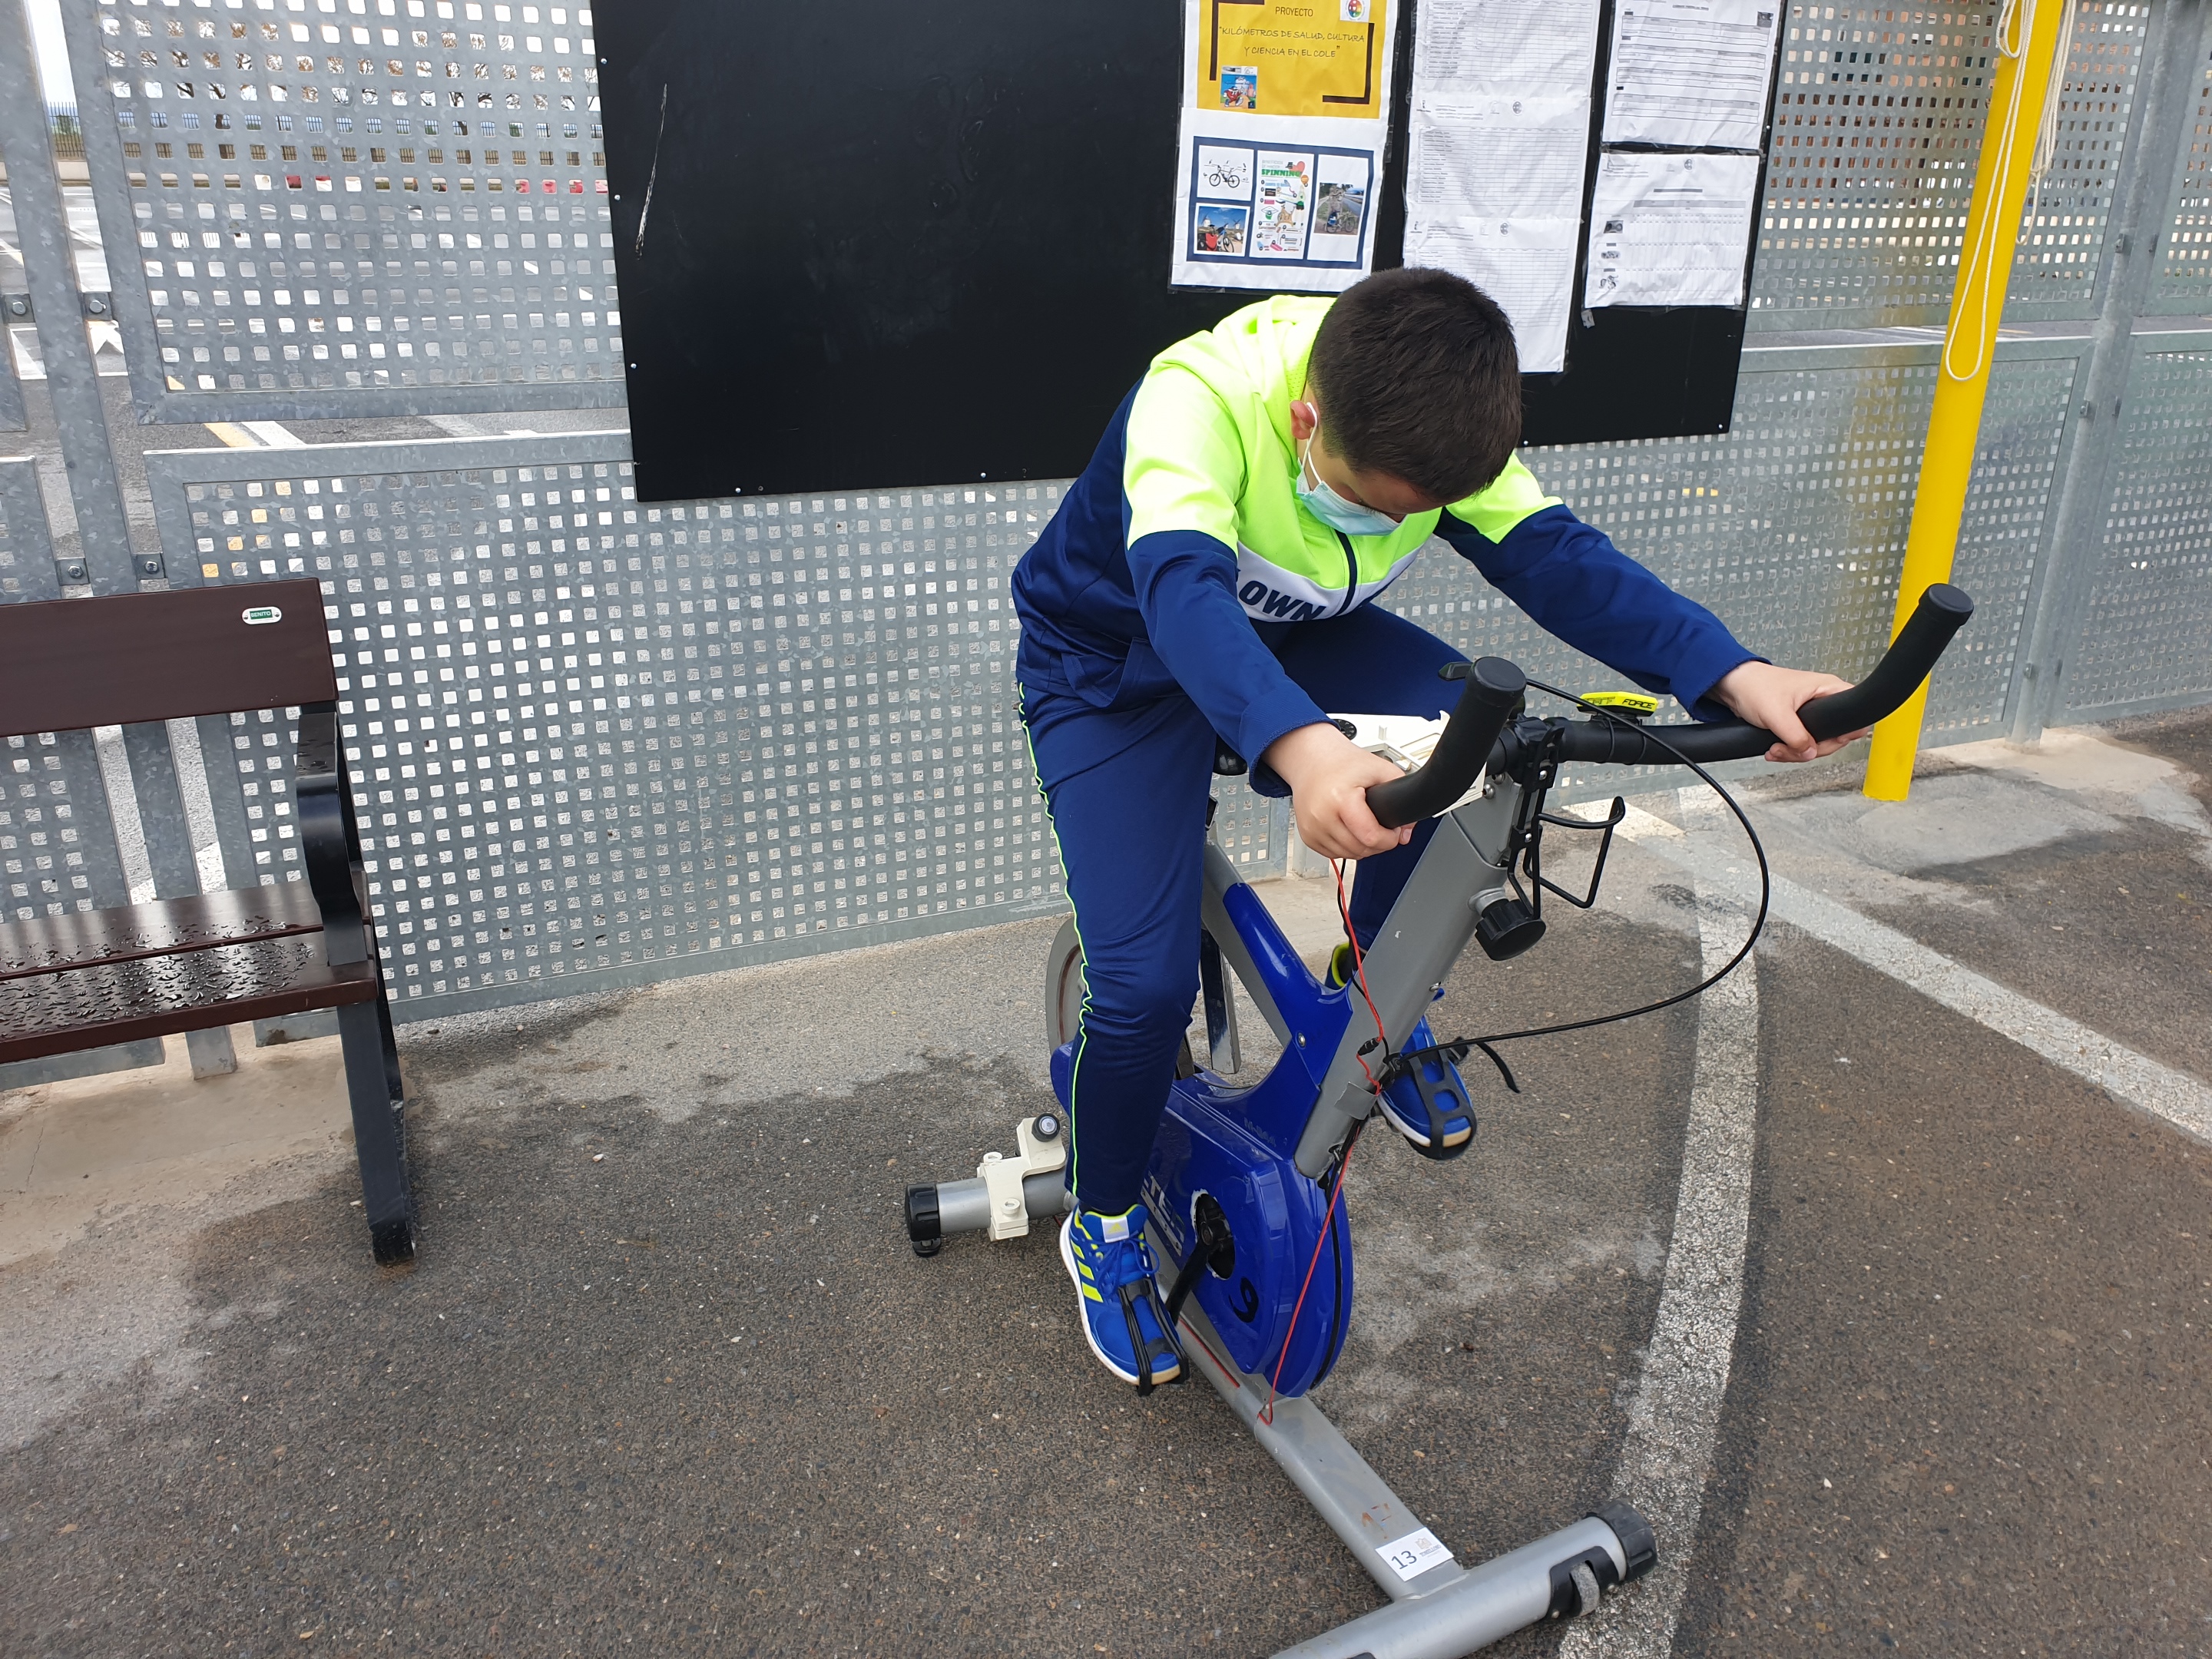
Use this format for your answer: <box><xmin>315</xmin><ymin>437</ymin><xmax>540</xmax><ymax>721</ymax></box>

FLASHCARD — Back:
<box><xmin>4</xmin><ymin>713</ymin><xmax>2210</xmax><ymax>1657</ymax></box>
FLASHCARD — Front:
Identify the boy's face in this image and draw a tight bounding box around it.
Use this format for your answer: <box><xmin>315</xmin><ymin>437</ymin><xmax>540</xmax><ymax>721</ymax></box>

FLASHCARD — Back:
<box><xmin>1290</xmin><ymin>396</ymin><xmax>1444</xmax><ymax>522</ymax></box>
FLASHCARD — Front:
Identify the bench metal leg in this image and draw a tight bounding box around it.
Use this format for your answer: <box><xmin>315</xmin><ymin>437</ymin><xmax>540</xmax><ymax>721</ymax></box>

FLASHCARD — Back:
<box><xmin>372</xmin><ymin>984</ymin><xmax>405</xmax><ymax>1109</ymax></box>
<box><xmin>336</xmin><ymin>999</ymin><xmax>416</xmax><ymax>1265</ymax></box>
<box><xmin>185</xmin><ymin>1026</ymin><xmax>238</xmax><ymax>1078</ymax></box>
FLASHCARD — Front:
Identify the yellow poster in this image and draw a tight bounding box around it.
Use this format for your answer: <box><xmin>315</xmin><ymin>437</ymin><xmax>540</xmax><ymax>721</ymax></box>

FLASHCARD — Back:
<box><xmin>1197</xmin><ymin>0</ymin><xmax>1390</xmax><ymax>121</ymax></box>
<box><xmin>1173</xmin><ymin>0</ymin><xmax>1396</xmax><ymax>290</ymax></box>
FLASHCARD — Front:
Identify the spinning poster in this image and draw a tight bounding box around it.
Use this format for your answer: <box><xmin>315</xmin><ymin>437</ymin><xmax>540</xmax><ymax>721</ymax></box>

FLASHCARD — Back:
<box><xmin>1171</xmin><ymin>0</ymin><xmax>1396</xmax><ymax>291</ymax></box>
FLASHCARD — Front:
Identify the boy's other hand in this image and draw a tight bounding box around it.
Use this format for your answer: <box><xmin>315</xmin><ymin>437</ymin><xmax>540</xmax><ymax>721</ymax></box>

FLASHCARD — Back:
<box><xmin>1712</xmin><ymin>661</ymin><xmax>1863</xmax><ymax>763</ymax></box>
<box><xmin>1263</xmin><ymin>722</ymin><xmax>1415</xmax><ymax>860</ymax></box>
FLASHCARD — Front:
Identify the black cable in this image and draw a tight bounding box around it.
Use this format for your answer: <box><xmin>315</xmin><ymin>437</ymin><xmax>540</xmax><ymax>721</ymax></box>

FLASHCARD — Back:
<box><xmin>1388</xmin><ymin>680</ymin><xmax>1773</xmax><ymax>1081</ymax></box>
<box><xmin>1316</xmin><ymin>1119</ymin><xmax>1359</xmax><ymax>1385</ymax></box>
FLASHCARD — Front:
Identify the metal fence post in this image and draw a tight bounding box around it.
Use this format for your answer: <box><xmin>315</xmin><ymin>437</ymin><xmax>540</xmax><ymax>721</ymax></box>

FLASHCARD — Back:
<box><xmin>0</xmin><ymin>291</ymin><xmax>24</xmax><ymax>433</ymax></box>
<box><xmin>0</xmin><ymin>457</ymin><xmax>167</xmax><ymax>1090</ymax></box>
<box><xmin>0</xmin><ymin>0</ymin><xmax>234</xmax><ymax>1075</ymax></box>
<box><xmin>115</xmin><ymin>710</ymin><xmax>238</xmax><ymax>1075</ymax></box>
<box><xmin>2005</xmin><ymin>0</ymin><xmax>2208</xmax><ymax>744</ymax></box>
<box><xmin>0</xmin><ymin>0</ymin><xmax>135</xmax><ymax>587</ymax></box>
<box><xmin>1862</xmin><ymin>0</ymin><xmax>2071</xmax><ymax>798</ymax></box>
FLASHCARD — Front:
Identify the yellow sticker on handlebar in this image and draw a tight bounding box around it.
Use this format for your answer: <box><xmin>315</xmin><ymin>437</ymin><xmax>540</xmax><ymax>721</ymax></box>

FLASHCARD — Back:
<box><xmin>1581</xmin><ymin>690</ymin><xmax>1661</xmax><ymax>717</ymax></box>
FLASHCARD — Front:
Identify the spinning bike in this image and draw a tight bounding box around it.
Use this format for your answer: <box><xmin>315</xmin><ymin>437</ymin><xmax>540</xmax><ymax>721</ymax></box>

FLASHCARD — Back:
<box><xmin>905</xmin><ymin>585</ymin><xmax>1973</xmax><ymax>1659</ymax></box>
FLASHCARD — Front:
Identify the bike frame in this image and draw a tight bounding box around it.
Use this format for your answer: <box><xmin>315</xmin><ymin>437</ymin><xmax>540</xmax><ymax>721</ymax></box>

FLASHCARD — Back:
<box><xmin>906</xmin><ymin>586</ymin><xmax>1972</xmax><ymax>1655</ymax></box>
<box><xmin>1036</xmin><ymin>763</ymin><xmax>1535</xmax><ymax>1402</ymax></box>
<box><xmin>1031</xmin><ymin>759</ymin><xmax>1664</xmax><ymax>1648</ymax></box>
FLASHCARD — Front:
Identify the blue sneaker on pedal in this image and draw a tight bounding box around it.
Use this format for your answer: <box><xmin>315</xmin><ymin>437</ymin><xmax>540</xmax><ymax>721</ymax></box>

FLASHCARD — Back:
<box><xmin>1376</xmin><ymin>1017</ymin><xmax>1477</xmax><ymax>1160</ymax></box>
<box><xmin>1327</xmin><ymin>948</ymin><xmax>1475</xmax><ymax>1159</ymax></box>
<box><xmin>1060</xmin><ymin>1205</ymin><xmax>1184</xmax><ymax>1392</ymax></box>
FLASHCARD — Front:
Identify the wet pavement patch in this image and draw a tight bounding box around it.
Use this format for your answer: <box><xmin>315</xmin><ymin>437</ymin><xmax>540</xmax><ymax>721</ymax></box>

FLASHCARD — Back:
<box><xmin>0</xmin><ymin>902</ymin><xmax>1714</xmax><ymax>1657</ymax></box>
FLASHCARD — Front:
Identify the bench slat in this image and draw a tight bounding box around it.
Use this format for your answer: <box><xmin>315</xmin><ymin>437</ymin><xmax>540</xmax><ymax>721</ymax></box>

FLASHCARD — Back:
<box><xmin>0</xmin><ymin>883</ymin><xmax>326</xmax><ymax>983</ymax></box>
<box><xmin>0</xmin><ymin>936</ymin><xmax>379</xmax><ymax>1065</ymax></box>
<box><xmin>0</xmin><ymin>581</ymin><xmax>336</xmax><ymax>740</ymax></box>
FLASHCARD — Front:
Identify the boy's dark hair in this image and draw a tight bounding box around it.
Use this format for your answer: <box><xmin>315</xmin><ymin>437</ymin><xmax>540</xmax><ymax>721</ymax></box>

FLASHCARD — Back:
<box><xmin>1306</xmin><ymin>267</ymin><xmax>1521</xmax><ymax>502</ymax></box>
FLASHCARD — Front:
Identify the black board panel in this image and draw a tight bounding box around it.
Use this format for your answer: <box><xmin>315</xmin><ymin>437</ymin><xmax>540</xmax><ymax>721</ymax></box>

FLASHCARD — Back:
<box><xmin>1376</xmin><ymin>0</ymin><xmax>1780</xmax><ymax>450</ymax></box>
<box><xmin>601</xmin><ymin>0</ymin><xmax>1780</xmax><ymax>500</ymax></box>
<box><xmin>1521</xmin><ymin>304</ymin><xmax>1751</xmax><ymax>446</ymax></box>
<box><xmin>600</xmin><ymin>0</ymin><xmax>1242</xmax><ymax>502</ymax></box>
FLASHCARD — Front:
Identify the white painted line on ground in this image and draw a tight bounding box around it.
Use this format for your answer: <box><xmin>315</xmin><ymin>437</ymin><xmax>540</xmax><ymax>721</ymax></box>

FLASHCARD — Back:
<box><xmin>424</xmin><ymin>414</ymin><xmax>492</xmax><ymax>438</ymax></box>
<box><xmin>1560</xmin><ymin>789</ymin><xmax>1761</xmax><ymax>1659</ymax></box>
<box><xmin>204</xmin><ymin>420</ymin><xmax>303</xmax><ymax>449</ymax></box>
<box><xmin>422</xmin><ymin>415</ymin><xmax>550</xmax><ymax>439</ymax></box>
<box><xmin>1621</xmin><ymin>811</ymin><xmax>2212</xmax><ymax>1147</ymax></box>
<box><xmin>1564</xmin><ymin>777</ymin><xmax>2212</xmax><ymax>1657</ymax></box>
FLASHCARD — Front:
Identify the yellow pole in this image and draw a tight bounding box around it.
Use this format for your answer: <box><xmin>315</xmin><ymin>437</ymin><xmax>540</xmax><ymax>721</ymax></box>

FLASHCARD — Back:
<box><xmin>1862</xmin><ymin>0</ymin><xmax>2070</xmax><ymax>801</ymax></box>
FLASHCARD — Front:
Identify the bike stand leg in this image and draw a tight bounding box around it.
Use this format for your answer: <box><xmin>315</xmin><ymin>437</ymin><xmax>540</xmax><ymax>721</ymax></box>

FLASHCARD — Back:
<box><xmin>1175</xmin><ymin>1301</ymin><xmax>1654</xmax><ymax>1659</ymax></box>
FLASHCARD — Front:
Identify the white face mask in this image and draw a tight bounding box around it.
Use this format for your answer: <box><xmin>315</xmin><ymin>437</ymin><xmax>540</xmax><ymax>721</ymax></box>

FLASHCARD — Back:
<box><xmin>1296</xmin><ymin>419</ymin><xmax>1403</xmax><ymax>538</ymax></box>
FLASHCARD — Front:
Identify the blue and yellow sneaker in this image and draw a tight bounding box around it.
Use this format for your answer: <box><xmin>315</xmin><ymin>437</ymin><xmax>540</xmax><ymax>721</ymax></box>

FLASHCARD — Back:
<box><xmin>1326</xmin><ymin>939</ymin><xmax>1358</xmax><ymax>991</ymax></box>
<box><xmin>1326</xmin><ymin>943</ymin><xmax>1475</xmax><ymax>1159</ymax></box>
<box><xmin>1376</xmin><ymin>1018</ymin><xmax>1477</xmax><ymax>1158</ymax></box>
<box><xmin>1060</xmin><ymin>1205</ymin><xmax>1184</xmax><ymax>1392</ymax></box>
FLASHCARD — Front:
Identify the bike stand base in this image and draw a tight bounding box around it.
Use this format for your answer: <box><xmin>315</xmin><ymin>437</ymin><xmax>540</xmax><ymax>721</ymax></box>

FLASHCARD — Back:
<box><xmin>1174</xmin><ymin>1298</ymin><xmax>1654</xmax><ymax>1659</ymax></box>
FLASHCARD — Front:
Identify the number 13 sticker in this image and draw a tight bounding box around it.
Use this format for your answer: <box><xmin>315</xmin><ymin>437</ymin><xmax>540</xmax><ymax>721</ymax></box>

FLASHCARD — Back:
<box><xmin>1377</xmin><ymin>1526</ymin><xmax>1453</xmax><ymax>1582</ymax></box>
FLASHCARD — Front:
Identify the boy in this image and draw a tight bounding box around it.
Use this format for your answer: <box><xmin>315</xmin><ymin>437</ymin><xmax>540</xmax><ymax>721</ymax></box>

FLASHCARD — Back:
<box><xmin>1012</xmin><ymin>270</ymin><xmax>1851</xmax><ymax>1389</ymax></box>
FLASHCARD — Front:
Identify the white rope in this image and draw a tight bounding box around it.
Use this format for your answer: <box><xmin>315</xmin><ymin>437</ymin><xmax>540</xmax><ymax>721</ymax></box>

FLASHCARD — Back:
<box><xmin>1941</xmin><ymin>0</ymin><xmax>2069</xmax><ymax>383</ymax></box>
<box><xmin>2027</xmin><ymin>0</ymin><xmax>2078</xmax><ymax>224</ymax></box>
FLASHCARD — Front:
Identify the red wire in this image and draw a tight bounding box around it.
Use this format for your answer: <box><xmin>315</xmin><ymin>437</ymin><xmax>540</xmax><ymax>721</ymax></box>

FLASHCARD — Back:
<box><xmin>1256</xmin><ymin>861</ymin><xmax>1388</xmax><ymax>1427</ymax></box>
<box><xmin>1332</xmin><ymin>859</ymin><xmax>1391</xmax><ymax>1094</ymax></box>
<box><xmin>1258</xmin><ymin>1121</ymin><xmax>1360</xmax><ymax>1427</ymax></box>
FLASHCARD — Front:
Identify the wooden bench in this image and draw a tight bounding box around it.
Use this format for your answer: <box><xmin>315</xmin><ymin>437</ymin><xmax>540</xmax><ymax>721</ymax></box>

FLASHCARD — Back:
<box><xmin>0</xmin><ymin>579</ymin><xmax>416</xmax><ymax>1263</ymax></box>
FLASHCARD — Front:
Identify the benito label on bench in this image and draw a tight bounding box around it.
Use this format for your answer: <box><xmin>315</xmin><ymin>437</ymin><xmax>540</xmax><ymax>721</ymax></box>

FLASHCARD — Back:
<box><xmin>241</xmin><ymin>605</ymin><xmax>282</xmax><ymax>625</ymax></box>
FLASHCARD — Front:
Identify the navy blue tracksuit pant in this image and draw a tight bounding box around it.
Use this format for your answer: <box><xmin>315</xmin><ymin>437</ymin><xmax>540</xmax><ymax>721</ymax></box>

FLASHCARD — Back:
<box><xmin>1022</xmin><ymin>604</ymin><xmax>1465</xmax><ymax>1217</ymax></box>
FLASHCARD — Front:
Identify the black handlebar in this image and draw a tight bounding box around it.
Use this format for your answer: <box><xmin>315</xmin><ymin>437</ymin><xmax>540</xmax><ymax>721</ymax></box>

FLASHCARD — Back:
<box><xmin>1365</xmin><ymin>656</ymin><xmax>1528</xmax><ymax>830</ymax></box>
<box><xmin>1366</xmin><ymin>583</ymin><xmax>1975</xmax><ymax>829</ymax></box>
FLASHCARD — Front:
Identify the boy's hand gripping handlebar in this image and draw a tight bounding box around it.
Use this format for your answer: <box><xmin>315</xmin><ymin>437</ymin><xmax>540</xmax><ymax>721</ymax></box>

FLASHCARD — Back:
<box><xmin>1365</xmin><ymin>583</ymin><xmax>1976</xmax><ymax>830</ymax></box>
<box><xmin>1363</xmin><ymin>656</ymin><xmax>1529</xmax><ymax>830</ymax></box>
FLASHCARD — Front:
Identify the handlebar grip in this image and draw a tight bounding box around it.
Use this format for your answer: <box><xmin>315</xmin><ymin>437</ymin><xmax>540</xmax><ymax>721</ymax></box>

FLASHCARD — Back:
<box><xmin>1366</xmin><ymin>657</ymin><xmax>1527</xmax><ymax>830</ymax></box>
<box><xmin>1801</xmin><ymin>581</ymin><xmax>1975</xmax><ymax>740</ymax></box>
<box><xmin>1553</xmin><ymin>583</ymin><xmax>1975</xmax><ymax>766</ymax></box>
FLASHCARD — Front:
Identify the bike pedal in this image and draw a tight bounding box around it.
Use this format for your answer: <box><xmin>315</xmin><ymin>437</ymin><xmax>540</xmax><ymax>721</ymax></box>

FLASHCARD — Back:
<box><xmin>1122</xmin><ymin>1278</ymin><xmax>1187</xmax><ymax>1396</ymax></box>
<box><xmin>1379</xmin><ymin>1045</ymin><xmax>1479</xmax><ymax>1161</ymax></box>
<box><xmin>1409</xmin><ymin>1061</ymin><xmax>1477</xmax><ymax>1161</ymax></box>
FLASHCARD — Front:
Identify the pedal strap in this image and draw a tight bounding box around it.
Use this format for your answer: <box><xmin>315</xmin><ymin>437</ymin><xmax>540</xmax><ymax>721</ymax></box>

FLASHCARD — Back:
<box><xmin>1115</xmin><ymin>1278</ymin><xmax>1186</xmax><ymax>1396</ymax></box>
<box><xmin>1399</xmin><ymin>1047</ymin><xmax>1477</xmax><ymax>1163</ymax></box>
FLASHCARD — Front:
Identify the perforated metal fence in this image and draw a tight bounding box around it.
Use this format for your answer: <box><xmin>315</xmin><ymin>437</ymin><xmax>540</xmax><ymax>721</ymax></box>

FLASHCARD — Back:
<box><xmin>61</xmin><ymin>0</ymin><xmax>625</xmax><ymax>421</ymax></box>
<box><xmin>0</xmin><ymin>458</ymin><xmax>137</xmax><ymax>923</ymax></box>
<box><xmin>119</xmin><ymin>326</ymin><xmax>2091</xmax><ymax>1018</ymax></box>
<box><xmin>2055</xmin><ymin>340</ymin><xmax>2212</xmax><ymax>714</ymax></box>
<box><xmin>1754</xmin><ymin>0</ymin><xmax>2150</xmax><ymax>326</ymax></box>
<box><xmin>1514</xmin><ymin>339</ymin><xmax>2082</xmax><ymax>728</ymax></box>
<box><xmin>58</xmin><ymin>0</ymin><xmax>2175</xmax><ymax>412</ymax></box>
<box><xmin>2147</xmin><ymin>5</ymin><xmax>2212</xmax><ymax>309</ymax></box>
<box><xmin>7</xmin><ymin>0</ymin><xmax>2212</xmax><ymax>1031</ymax></box>
<box><xmin>143</xmin><ymin>438</ymin><xmax>1108</xmax><ymax>1013</ymax></box>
